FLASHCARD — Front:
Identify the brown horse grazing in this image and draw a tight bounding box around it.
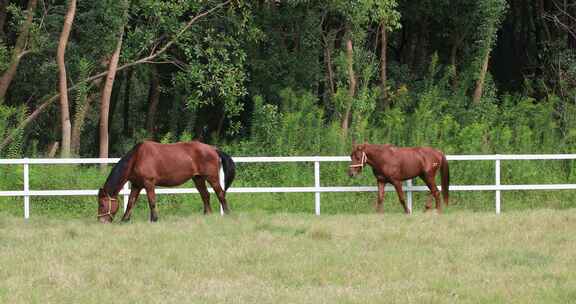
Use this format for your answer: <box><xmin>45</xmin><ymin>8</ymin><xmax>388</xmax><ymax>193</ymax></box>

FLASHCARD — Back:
<box><xmin>97</xmin><ymin>141</ymin><xmax>236</xmax><ymax>223</ymax></box>
<box><xmin>348</xmin><ymin>143</ymin><xmax>449</xmax><ymax>213</ymax></box>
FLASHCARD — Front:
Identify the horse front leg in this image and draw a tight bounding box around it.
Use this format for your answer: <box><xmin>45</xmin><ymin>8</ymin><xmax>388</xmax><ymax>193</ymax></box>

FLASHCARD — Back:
<box><xmin>391</xmin><ymin>180</ymin><xmax>410</xmax><ymax>214</ymax></box>
<box><xmin>144</xmin><ymin>184</ymin><xmax>159</xmax><ymax>222</ymax></box>
<box><xmin>121</xmin><ymin>186</ymin><xmax>142</xmax><ymax>222</ymax></box>
<box><xmin>375</xmin><ymin>180</ymin><xmax>386</xmax><ymax>213</ymax></box>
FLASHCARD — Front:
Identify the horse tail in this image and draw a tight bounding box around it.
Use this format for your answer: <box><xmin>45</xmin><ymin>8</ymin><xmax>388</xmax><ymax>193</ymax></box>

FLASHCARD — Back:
<box><xmin>440</xmin><ymin>154</ymin><xmax>450</xmax><ymax>206</ymax></box>
<box><xmin>217</xmin><ymin>150</ymin><xmax>236</xmax><ymax>191</ymax></box>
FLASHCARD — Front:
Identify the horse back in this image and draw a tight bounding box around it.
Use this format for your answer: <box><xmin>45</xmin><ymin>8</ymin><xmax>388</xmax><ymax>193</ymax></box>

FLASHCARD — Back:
<box><xmin>130</xmin><ymin>141</ymin><xmax>219</xmax><ymax>186</ymax></box>
<box><xmin>387</xmin><ymin>146</ymin><xmax>444</xmax><ymax>177</ymax></box>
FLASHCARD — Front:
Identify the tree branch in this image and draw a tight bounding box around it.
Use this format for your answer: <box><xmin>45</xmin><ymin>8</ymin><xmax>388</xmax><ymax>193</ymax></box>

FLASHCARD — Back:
<box><xmin>0</xmin><ymin>0</ymin><xmax>38</xmax><ymax>102</ymax></box>
<box><xmin>0</xmin><ymin>0</ymin><xmax>232</xmax><ymax>151</ymax></box>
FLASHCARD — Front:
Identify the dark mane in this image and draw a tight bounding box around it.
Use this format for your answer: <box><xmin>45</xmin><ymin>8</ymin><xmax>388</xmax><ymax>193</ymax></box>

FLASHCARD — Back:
<box><xmin>103</xmin><ymin>143</ymin><xmax>141</xmax><ymax>195</ymax></box>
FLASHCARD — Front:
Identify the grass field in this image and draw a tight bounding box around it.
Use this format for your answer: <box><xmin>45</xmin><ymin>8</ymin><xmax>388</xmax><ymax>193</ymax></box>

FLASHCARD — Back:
<box><xmin>1</xmin><ymin>210</ymin><xmax>575</xmax><ymax>303</ymax></box>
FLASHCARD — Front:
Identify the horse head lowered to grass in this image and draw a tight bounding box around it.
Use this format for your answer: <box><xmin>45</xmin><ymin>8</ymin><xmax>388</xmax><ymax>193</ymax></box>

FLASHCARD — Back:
<box><xmin>97</xmin><ymin>141</ymin><xmax>235</xmax><ymax>223</ymax></box>
<box><xmin>348</xmin><ymin>143</ymin><xmax>449</xmax><ymax>213</ymax></box>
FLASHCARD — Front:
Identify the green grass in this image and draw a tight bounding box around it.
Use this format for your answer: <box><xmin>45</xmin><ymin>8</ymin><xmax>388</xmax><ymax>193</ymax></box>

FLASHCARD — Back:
<box><xmin>1</xmin><ymin>210</ymin><xmax>575</xmax><ymax>303</ymax></box>
<box><xmin>1</xmin><ymin>160</ymin><xmax>576</xmax><ymax>217</ymax></box>
<box><xmin>2</xmin><ymin>189</ymin><xmax>576</xmax><ymax>220</ymax></box>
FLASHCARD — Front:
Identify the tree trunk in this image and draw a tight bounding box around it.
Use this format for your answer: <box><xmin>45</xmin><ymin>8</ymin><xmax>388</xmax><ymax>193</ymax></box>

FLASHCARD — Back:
<box><xmin>450</xmin><ymin>35</ymin><xmax>462</xmax><ymax>89</ymax></box>
<box><xmin>107</xmin><ymin>72</ymin><xmax>124</xmax><ymax>133</ymax></box>
<box><xmin>56</xmin><ymin>0</ymin><xmax>76</xmax><ymax>158</ymax></box>
<box><xmin>324</xmin><ymin>32</ymin><xmax>335</xmax><ymax>99</ymax></box>
<box><xmin>472</xmin><ymin>49</ymin><xmax>491</xmax><ymax>104</ymax></box>
<box><xmin>450</xmin><ymin>41</ymin><xmax>458</xmax><ymax>66</ymax></box>
<box><xmin>0</xmin><ymin>0</ymin><xmax>37</xmax><ymax>103</ymax></box>
<box><xmin>216</xmin><ymin>111</ymin><xmax>225</xmax><ymax>139</ymax></box>
<box><xmin>380</xmin><ymin>21</ymin><xmax>388</xmax><ymax>108</ymax></box>
<box><xmin>47</xmin><ymin>142</ymin><xmax>59</xmax><ymax>158</ymax></box>
<box><xmin>341</xmin><ymin>29</ymin><xmax>356</xmax><ymax>137</ymax></box>
<box><xmin>146</xmin><ymin>66</ymin><xmax>160</xmax><ymax>136</ymax></box>
<box><xmin>0</xmin><ymin>0</ymin><xmax>8</xmax><ymax>39</ymax></box>
<box><xmin>413</xmin><ymin>20</ymin><xmax>429</xmax><ymax>73</ymax></box>
<box><xmin>123</xmin><ymin>69</ymin><xmax>133</xmax><ymax>136</ymax></box>
<box><xmin>406</xmin><ymin>27</ymin><xmax>418</xmax><ymax>71</ymax></box>
<box><xmin>399</xmin><ymin>25</ymin><xmax>414</xmax><ymax>65</ymax></box>
<box><xmin>568</xmin><ymin>1</ymin><xmax>576</xmax><ymax>49</ymax></box>
<box><xmin>322</xmin><ymin>29</ymin><xmax>336</xmax><ymax>113</ymax></box>
<box><xmin>0</xmin><ymin>0</ymin><xmax>231</xmax><ymax>151</ymax></box>
<box><xmin>99</xmin><ymin>30</ymin><xmax>124</xmax><ymax>160</ymax></box>
<box><xmin>538</xmin><ymin>0</ymin><xmax>552</xmax><ymax>41</ymax></box>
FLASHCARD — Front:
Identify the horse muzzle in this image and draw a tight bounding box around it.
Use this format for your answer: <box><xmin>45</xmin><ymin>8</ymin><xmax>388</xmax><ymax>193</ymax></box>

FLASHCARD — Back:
<box><xmin>348</xmin><ymin>168</ymin><xmax>360</xmax><ymax>177</ymax></box>
<box><xmin>97</xmin><ymin>214</ymin><xmax>113</xmax><ymax>223</ymax></box>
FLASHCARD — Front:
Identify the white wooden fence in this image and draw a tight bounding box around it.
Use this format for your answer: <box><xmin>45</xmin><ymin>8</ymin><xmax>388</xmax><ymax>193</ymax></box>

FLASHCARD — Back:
<box><xmin>1</xmin><ymin>154</ymin><xmax>576</xmax><ymax>218</ymax></box>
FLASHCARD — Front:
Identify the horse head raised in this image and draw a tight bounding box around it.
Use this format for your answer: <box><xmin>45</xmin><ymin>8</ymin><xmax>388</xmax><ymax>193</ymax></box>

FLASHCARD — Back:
<box><xmin>348</xmin><ymin>144</ymin><xmax>367</xmax><ymax>177</ymax></box>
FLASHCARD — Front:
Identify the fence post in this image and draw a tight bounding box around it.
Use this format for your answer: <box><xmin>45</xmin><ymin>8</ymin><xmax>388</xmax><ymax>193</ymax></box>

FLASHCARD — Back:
<box><xmin>23</xmin><ymin>159</ymin><xmax>29</xmax><ymax>219</ymax></box>
<box><xmin>495</xmin><ymin>158</ymin><xmax>501</xmax><ymax>214</ymax></box>
<box><xmin>122</xmin><ymin>181</ymin><xmax>130</xmax><ymax>212</ymax></box>
<box><xmin>219</xmin><ymin>166</ymin><xmax>225</xmax><ymax>216</ymax></box>
<box><xmin>314</xmin><ymin>161</ymin><xmax>320</xmax><ymax>215</ymax></box>
<box><xmin>406</xmin><ymin>179</ymin><xmax>413</xmax><ymax>214</ymax></box>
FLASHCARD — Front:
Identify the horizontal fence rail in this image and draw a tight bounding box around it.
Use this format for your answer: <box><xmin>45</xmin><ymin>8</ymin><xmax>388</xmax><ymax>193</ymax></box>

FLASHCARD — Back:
<box><xmin>1</xmin><ymin>155</ymin><xmax>576</xmax><ymax>218</ymax></box>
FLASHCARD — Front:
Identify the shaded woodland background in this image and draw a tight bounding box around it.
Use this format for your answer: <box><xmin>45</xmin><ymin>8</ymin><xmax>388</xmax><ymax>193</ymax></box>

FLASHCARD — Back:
<box><xmin>1</xmin><ymin>0</ymin><xmax>576</xmax><ymax>217</ymax></box>
<box><xmin>0</xmin><ymin>0</ymin><xmax>574</xmax><ymax>158</ymax></box>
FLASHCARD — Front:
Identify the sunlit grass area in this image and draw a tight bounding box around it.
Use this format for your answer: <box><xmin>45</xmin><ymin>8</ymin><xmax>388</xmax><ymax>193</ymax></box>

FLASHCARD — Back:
<box><xmin>1</xmin><ymin>210</ymin><xmax>575</xmax><ymax>303</ymax></box>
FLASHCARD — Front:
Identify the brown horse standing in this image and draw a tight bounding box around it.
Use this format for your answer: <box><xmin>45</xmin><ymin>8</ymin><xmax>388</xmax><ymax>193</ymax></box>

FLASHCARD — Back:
<box><xmin>348</xmin><ymin>143</ymin><xmax>449</xmax><ymax>213</ymax></box>
<box><xmin>97</xmin><ymin>141</ymin><xmax>235</xmax><ymax>223</ymax></box>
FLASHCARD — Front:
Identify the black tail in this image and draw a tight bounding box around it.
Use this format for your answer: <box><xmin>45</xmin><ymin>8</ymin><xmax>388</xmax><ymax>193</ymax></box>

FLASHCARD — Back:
<box><xmin>441</xmin><ymin>155</ymin><xmax>450</xmax><ymax>206</ymax></box>
<box><xmin>217</xmin><ymin>150</ymin><xmax>236</xmax><ymax>191</ymax></box>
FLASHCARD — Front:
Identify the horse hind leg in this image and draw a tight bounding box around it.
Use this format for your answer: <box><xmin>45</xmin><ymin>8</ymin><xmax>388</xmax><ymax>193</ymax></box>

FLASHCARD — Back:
<box><xmin>422</xmin><ymin>174</ymin><xmax>442</xmax><ymax>213</ymax></box>
<box><xmin>206</xmin><ymin>175</ymin><xmax>230</xmax><ymax>214</ymax></box>
<box><xmin>193</xmin><ymin>176</ymin><xmax>212</xmax><ymax>215</ymax></box>
<box><xmin>420</xmin><ymin>174</ymin><xmax>434</xmax><ymax>212</ymax></box>
<box><xmin>144</xmin><ymin>184</ymin><xmax>159</xmax><ymax>222</ymax></box>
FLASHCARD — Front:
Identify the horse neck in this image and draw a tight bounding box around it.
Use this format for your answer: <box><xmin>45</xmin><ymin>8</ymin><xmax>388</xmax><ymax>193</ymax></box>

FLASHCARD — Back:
<box><xmin>362</xmin><ymin>145</ymin><xmax>374</xmax><ymax>166</ymax></box>
<box><xmin>363</xmin><ymin>144</ymin><xmax>388</xmax><ymax>166</ymax></box>
<box><xmin>103</xmin><ymin>156</ymin><xmax>134</xmax><ymax>196</ymax></box>
<box><xmin>104</xmin><ymin>176</ymin><xmax>128</xmax><ymax>197</ymax></box>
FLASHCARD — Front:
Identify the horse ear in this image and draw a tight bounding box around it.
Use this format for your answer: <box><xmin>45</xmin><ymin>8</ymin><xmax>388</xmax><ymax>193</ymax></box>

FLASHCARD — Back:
<box><xmin>98</xmin><ymin>188</ymin><xmax>105</xmax><ymax>197</ymax></box>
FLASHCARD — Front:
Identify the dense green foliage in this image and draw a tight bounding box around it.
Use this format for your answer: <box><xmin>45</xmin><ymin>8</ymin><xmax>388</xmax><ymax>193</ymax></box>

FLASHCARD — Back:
<box><xmin>0</xmin><ymin>1</ymin><xmax>576</xmax><ymax>215</ymax></box>
<box><xmin>0</xmin><ymin>0</ymin><xmax>573</xmax><ymax>156</ymax></box>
